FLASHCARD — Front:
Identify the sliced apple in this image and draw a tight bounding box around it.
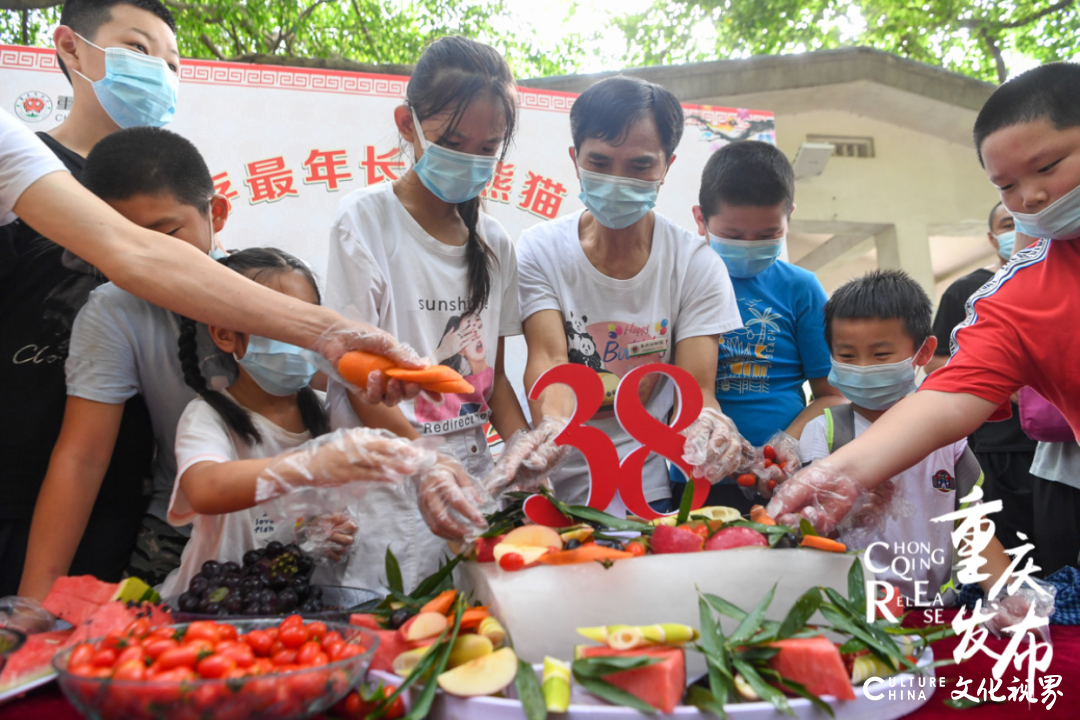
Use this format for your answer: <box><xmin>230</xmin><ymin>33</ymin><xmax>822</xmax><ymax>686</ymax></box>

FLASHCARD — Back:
<box><xmin>493</xmin><ymin>543</ymin><xmax>555</xmax><ymax>567</ymax></box>
<box><xmin>447</xmin><ymin>634</ymin><xmax>494</xmax><ymax>668</ymax></box>
<box><xmin>392</xmin><ymin>646</ymin><xmax>433</xmax><ymax>675</ymax></box>
<box><xmin>437</xmin><ymin>647</ymin><xmax>519</xmax><ymax>697</ymax></box>
<box><xmin>501</xmin><ymin>524</ymin><xmax>563</xmax><ymax>550</ymax></box>
<box><xmin>398</xmin><ymin>611</ymin><xmax>448</xmax><ymax>642</ymax></box>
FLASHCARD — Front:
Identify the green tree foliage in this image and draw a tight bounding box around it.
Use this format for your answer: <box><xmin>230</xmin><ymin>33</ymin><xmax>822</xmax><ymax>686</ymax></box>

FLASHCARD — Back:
<box><xmin>613</xmin><ymin>0</ymin><xmax>1080</xmax><ymax>83</ymax></box>
<box><xmin>0</xmin><ymin>0</ymin><xmax>585</xmax><ymax>78</ymax></box>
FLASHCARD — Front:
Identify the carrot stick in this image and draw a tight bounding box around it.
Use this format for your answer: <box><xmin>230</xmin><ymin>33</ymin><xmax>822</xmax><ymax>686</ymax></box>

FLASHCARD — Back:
<box><xmin>338</xmin><ymin>351</ymin><xmax>395</xmax><ymax>389</ymax></box>
<box><xmin>749</xmin><ymin>505</ymin><xmax>776</xmax><ymax>526</ymax></box>
<box><xmin>537</xmin><ymin>545</ymin><xmax>634</xmax><ymax>565</ymax></box>
<box><xmin>458</xmin><ymin>607</ymin><xmax>491</xmax><ymax>630</ymax></box>
<box><xmin>800</xmin><ymin>535</ymin><xmax>847</xmax><ymax>553</ymax></box>
<box><xmin>420</xmin><ymin>589</ymin><xmax>457</xmax><ymax>615</ymax></box>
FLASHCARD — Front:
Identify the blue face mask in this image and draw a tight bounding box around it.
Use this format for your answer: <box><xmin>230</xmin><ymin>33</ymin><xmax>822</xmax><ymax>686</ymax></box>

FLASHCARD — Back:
<box><xmin>1010</xmin><ymin>182</ymin><xmax>1080</xmax><ymax>241</ymax></box>
<box><xmin>236</xmin><ymin>336</ymin><xmax>317</xmax><ymax>397</ymax></box>
<box><xmin>578</xmin><ymin>167</ymin><xmax>661</xmax><ymax>230</ymax></box>
<box><xmin>411</xmin><ymin>109</ymin><xmax>498</xmax><ymax>204</ymax></box>
<box><xmin>994</xmin><ymin>230</ymin><xmax>1016</xmax><ymax>260</ymax></box>
<box><xmin>73</xmin><ymin>34</ymin><xmax>178</xmax><ymax>129</ymax></box>
<box><xmin>708</xmin><ymin>233</ymin><xmax>784</xmax><ymax>278</ymax></box>
<box><xmin>827</xmin><ymin>346</ymin><xmax>925</xmax><ymax>411</ymax></box>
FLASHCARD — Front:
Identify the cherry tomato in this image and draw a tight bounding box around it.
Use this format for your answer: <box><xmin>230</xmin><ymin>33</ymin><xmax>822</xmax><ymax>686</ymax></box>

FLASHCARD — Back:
<box><xmin>295</xmin><ymin>641</ymin><xmax>323</xmax><ymax>666</ymax></box>
<box><xmin>280</xmin><ymin>615</ymin><xmax>304</xmax><ymax>631</ymax></box>
<box><xmin>336</xmin><ymin>644</ymin><xmax>364</xmax><ymax>660</ymax></box>
<box><xmin>197</xmin><ymin>653</ymin><xmax>236</xmax><ymax>679</ymax></box>
<box><xmin>183</xmin><ymin>638</ymin><xmax>215</xmax><ymax>657</ymax></box>
<box><xmin>67</xmin><ymin>662</ymin><xmax>99</xmax><ymax>678</ymax></box>
<box><xmin>92</xmin><ymin>648</ymin><xmax>118</xmax><ymax>668</ymax></box>
<box><xmin>736</xmin><ymin>473</ymin><xmax>757</xmax><ymax>488</ymax></box>
<box><xmin>143</xmin><ymin>637</ymin><xmax>179</xmax><ymax>660</ymax></box>
<box><xmin>692</xmin><ymin>524</ymin><xmax>710</xmax><ymax>538</ymax></box>
<box><xmin>123</xmin><ymin>618</ymin><xmax>151</xmax><ymax>640</ymax></box>
<box><xmin>185</xmin><ymin>621</ymin><xmax>221</xmax><ymax>645</ymax></box>
<box><xmin>625</xmin><ymin>541</ymin><xmax>647</xmax><ymax>557</ymax></box>
<box><xmin>218</xmin><ymin>644</ymin><xmax>256</xmax><ymax>669</ymax></box>
<box><xmin>264</xmin><ymin>627</ymin><xmax>278</xmax><ymax>641</ymax></box>
<box><xmin>305</xmin><ymin>621</ymin><xmax>327</xmax><ymax>641</ymax></box>
<box><xmin>768</xmin><ymin>479</ymin><xmax>778</xmax><ymax>490</ymax></box>
<box><xmin>762</xmin><ymin>458</ymin><xmax>775</xmax><ymax>469</ymax></box>
<box><xmin>112</xmin><ymin>659</ymin><xmax>146</xmax><ymax>681</ymax></box>
<box><xmin>115</xmin><ymin>645</ymin><xmax>145</xmax><ymax>666</ymax></box>
<box><xmin>321</xmin><ymin>630</ymin><xmax>343</xmax><ymax>647</ymax></box>
<box><xmin>149</xmin><ymin>626</ymin><xmax>180</xmax><ymax>640</ymax></box>
<box><xmin>217</xmin><ymin>623</ymin><xmax>238</xmax><ymax>642</ymax></box>
<box><xmin>377</xmin><ymin>685</ymin><xmax>406</xmax><ymax>720</ymax></box>
<box><xmin>763</xmin><ymin>445</ymin><xmax>777</xmax><ymax>461</ymax></box>
<box><xmin>278</xmin><ymin>624</ymin><xmax>308</xmax><ymax>649</ymax></box>
<box><xmin>499</xmin><ymin>552</ymin><xmax>525</xmax><ymax>571</ymax></box>
<box><xmin>243</xmin><ymin>629</ymin><xmax>273</xmax><ymax>657</ymax></box>
<box><xmin>68</xmin><ymin>644</ymin><xmax>95</xmax><ymax>669</ymax></box>
<box><xmin>100</xmin><ymin>632</ymin><xmax>127</xmax><ymax>651</ymax></box>
<box><xmin>339</xmin><ymin>691</ymin><xmax>371</xmax><ymax>719</ymax></box>
<box><xmin>156</xmin><ymin>645</ymin><xmax>200</xmax><ymax>671</ymax></box>
<box><xmin>272</xmin><ymin>648</ymin><xmax>298</xmax><ymax>666</ymax></box>
<box><xmin>324</xmin><ymin>640</ymin><xmax>345</xmax><ymax>661</ymax></box>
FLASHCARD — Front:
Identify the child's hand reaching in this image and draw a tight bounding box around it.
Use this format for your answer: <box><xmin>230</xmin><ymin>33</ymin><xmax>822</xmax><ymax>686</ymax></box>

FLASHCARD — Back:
<box><xmin>296</xmin><ymin>512</ymin><xmax>359</xmax><ymax>563</ymax></box>
<box><xmin>416</xmin><ymin>453</ymin><xmax>489</xmax><ymax>540</ymax></box>
<box><xmin>254</xmin><ymin>427</ymin><xmax>437</xmax><ymax>504</ymax></box>
<box><xmin>682</xmin><ymin>408</ymin><xmax>755</xmax><ymax>484</ymax></box>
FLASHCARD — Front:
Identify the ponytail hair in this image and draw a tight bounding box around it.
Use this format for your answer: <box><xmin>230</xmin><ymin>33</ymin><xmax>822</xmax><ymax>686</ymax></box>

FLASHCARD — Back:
<box><xmin>407</xmin><ymin>35</ymin><xmax>517</xmax><ymax>318</ymax></box>
<box><xmin>178</xmin><ymin>247</ymin><xmax>330</xmax><ymax>447</ymax></box>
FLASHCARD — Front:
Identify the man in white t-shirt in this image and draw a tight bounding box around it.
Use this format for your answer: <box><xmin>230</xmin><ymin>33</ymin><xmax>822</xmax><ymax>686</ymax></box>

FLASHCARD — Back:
<box><xmin>0</xmin><ymin>110</ymin><xmax>66</xmax><ymax>226</ymax></box>
<box><xmin>512</xmin><ymin>76</ymin><xmax>745</xmax><ymax>514</ymax></box>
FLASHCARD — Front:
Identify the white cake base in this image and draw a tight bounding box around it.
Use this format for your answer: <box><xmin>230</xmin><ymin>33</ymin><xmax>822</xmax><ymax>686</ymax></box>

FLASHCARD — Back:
<box><xmin>458</xmin><ymin>547</ymin><xmax>869</xmax><ymax>680</ymax></box>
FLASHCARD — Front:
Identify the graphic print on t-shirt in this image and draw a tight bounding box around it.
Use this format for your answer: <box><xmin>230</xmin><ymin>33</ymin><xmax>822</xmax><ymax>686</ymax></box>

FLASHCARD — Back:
<box><xmin>563</xmin><ymin>313</ymin><xmax>671</xmax><ymax>417</ymax></box>
<box><xmin>717</xmin><ymin>297</ymin><xmax>782</xmax><ymax>394</ymax></box>
<box><xmin>414</xmin><ymin>313</ymin><xmax>495</xmax><ymax>434</ymax></box>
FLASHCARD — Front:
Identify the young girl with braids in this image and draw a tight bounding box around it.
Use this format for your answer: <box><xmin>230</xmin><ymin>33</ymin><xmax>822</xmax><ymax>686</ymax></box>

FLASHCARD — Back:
<box><xmin>161</xmin><ymin>248</ymin><xmax>426</xmax><ymax>599</ymax></box>
<box><xmin>325</xmin><ymin>36</ymin><xmax>529</xmax><ymax>591</ymax></box>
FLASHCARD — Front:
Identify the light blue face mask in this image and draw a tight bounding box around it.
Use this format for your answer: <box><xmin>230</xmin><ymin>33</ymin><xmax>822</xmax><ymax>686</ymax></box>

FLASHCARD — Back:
<box><xmin>411</xmin><ymin>109</ymin><xmax>498</xmax><ymax>204</ymax></box>
<box><xmin>827</xmin><ymin>345</ymin><xmax>925</xmax><ymax>411</ymax></box>
<box><xmin>73</xmin><ymin>34</ymin><xmax>178</xmax><ymax>129</ymax></box>
<box><xmin>708</xmin><ymin>233</ymin><xmax>784</xmax><ymax>278</ymax></box>
<box><xmin>578</xmin><ymin>167</ymin><xmax>661</xmax><ymax>230</ymax></box>
<box><xmin>236</xmin><ymin>336</ymin><xmax>317</xmax><ymax>397</ymax></box>
<box><xmin>994</xmin><ymin>230</ymin><xmax>1016</xmax><ymax>260</ymax></box>
<box><xmin>1010</xmin><ymin>182</ymin><xmax>1080</xmax><ymax>241</ymax></box>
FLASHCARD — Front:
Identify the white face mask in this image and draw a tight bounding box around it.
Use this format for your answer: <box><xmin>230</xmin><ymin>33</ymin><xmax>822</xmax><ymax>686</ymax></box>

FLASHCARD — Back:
<box><xmin>1010</xmin><ymin>182</ymin><xmax>1080</xmax><ymax>241</ymax></box>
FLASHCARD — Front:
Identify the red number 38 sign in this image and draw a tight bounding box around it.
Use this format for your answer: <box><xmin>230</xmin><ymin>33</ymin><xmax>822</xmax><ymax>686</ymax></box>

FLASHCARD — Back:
<box><xmin>522</xmin><ymin>362</ymin><xmax>710</xmax><ymax>525</ymax></box>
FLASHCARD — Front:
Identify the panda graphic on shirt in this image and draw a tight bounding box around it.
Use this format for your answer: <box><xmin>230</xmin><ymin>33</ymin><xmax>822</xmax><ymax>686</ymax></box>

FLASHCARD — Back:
<box><xmin>564</xmin><ymin>311</ymin><xmax>602</xmax><ymax>370</ymax></box>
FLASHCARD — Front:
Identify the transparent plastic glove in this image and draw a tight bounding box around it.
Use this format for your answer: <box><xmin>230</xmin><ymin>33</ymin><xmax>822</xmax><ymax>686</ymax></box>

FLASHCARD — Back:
<box><xmin>766</xmin><ymin>461</ymin><xmax>867</xmax><ymax>536</ymax></box>
<box><xmin>482</xmin><ymin>417</ymin><xmax>570</xmax><ymax>499</ymax></box>
<box><xmin>254</xmin><ymin>427</ymin><xmax>436</xmax><ymax>504</ymax></box>
<box><xmin>416</xmin><ymin>453</ymin><xmax>490</xmax><ymax>541</ymax></box>
<box><xmin>681</xmin><ymin>408</ymin><xmax>755</xmax><ymax>484</ymax></box>
<box><xmin>743</xmin><ymin>430</ymin><xmax>802</xmax><ymax>499</ymax></box>
<box><xmin>296</xmin><ymin>512</ymin><xmax>359</xmax><ymax>564</ymax></box>
<box><xmin>0</xmin><ymin>596</ymin><xmax>57</xmax><ymax>635</ymax></box>
<box><xmin>309</xmin><ymin>320</ymin><xmax>426</xmax><ymax>406</ymax></box>
<box><xmin>985</xmin><ymin>580</ymin><xmax>1056</xmax><ymax>643</ymax></box>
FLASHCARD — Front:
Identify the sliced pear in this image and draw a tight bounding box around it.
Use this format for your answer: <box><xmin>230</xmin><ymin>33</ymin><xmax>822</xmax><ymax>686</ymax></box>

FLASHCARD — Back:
<box><xmin>437</xmin><ymin>647</ymin><xmax>519</xmax><ymax>697</ymax></box>
<box><xmin>501</xmin><ymin>525</ymin><xmax>563</xmax><ymax>550</ymax></box>
<box><xmin>392</xmin><ymin>646</ymin><xmax>433</xmax><ymax>676</ymax></box>
<box><xmin>447</xmin><ymin>634</ymin><xmax>494</xmax><ymax>668</ymax></box>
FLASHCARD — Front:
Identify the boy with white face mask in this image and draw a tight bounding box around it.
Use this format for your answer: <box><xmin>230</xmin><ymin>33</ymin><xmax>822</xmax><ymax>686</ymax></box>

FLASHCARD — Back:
<box><xmin>798</xmin><ymin>269</ymin><xmax>1016</xmax><ymax>610</ymax></box>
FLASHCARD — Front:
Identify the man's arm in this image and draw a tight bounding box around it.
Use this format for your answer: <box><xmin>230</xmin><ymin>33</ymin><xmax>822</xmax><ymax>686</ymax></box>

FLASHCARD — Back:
<box><xmin>12</xmin><ymin>173</ymin><xmax>421</xmax><ymax>389</ymax></box>
<box><xmin>487</xmin><ymin>337</ymin><xmax>529</xmax><ymax>441</ymax></box>
<box><xmin>523</xmin><ymin>309</ymin><xmax>576</xmax><ymax>423</ymax></box>
<box><xmin>785</xmin><ymin>377</ymin><xmax>847</xmax><ymax>440</ymax></box>
<box><xmin>18</xmin><ymin>398</ymin><xmax>124</xmax><ymax>601</ymax></box>
<box><xmin>672</xmin><ymin>334</ymin><xmax>721</xmax><ymax>413</ymax></box>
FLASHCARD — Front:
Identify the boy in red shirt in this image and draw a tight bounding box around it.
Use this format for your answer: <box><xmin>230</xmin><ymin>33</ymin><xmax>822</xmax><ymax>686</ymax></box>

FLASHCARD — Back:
<box><xmin>769</xmin><ymin>62</ymin><xmax>1080</xmax><ymax>561</ymax></box>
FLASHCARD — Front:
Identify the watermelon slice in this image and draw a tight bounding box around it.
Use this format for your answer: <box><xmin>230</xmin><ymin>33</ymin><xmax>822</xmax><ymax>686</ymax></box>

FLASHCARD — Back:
<box><xmin>0</xmin><ymin>630</ymin><xmax>73</xmax><ymax>695</ymax></box>
<box><xmin>349</xmin><ymin>613</ymin><xmax>382</xmax><ymax>630</ymax></box>
<box><xmin>767</xmin><ymin>636</ymin><xmax>856</xmax><ymax>701</ymax></box>
<box><xmin>43</xmin><ymin>576</ymin><xmax>160</xmax><ymax>627</ymax></box>
<box><xmin>66</xmin><ymin>601</ymin><xmax>172</xmax><ymax>647</ymax></box>
<box><xmin>369</xmin><ymin>628</ymin><xmax>413</xmax><ymax>674</ymax></box>
<box><xmin>577</xmin><ymin>645</ymin><xmax>686</xmax><ymax>713</ymax></box>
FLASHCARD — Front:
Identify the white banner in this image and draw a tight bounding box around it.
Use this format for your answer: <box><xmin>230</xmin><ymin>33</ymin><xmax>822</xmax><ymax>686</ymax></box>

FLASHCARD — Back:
<box><xmin>2</xmin><ymin>44</ymin><xmax>775</xmax><ymax>425</ymax></box>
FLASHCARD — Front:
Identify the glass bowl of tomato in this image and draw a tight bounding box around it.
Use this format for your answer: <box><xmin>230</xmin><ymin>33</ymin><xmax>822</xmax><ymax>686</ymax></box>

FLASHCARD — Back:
<box><xmin>53</xmin><ymin>616</ymin><xmax>377</xmax><ymax>720</ymax></box>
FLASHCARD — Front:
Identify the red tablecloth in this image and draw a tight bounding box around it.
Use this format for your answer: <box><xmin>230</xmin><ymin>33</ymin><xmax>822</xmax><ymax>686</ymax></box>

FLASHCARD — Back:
<box><xmin>1</xmin><ymin>612</ymin><xmax>1074</xmax><ymax>719</ymax></box>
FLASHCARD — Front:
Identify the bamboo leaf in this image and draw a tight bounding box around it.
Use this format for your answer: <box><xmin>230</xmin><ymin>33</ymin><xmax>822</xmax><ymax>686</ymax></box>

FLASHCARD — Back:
<box><xmin>819</xmin><ymin>605</ymin><xmax>900</xmax><ymax>669</ymax></box>
<box><xmin>799</xmin><ymin>518</ymin><xmax>818</xmax><ymax>537</ymax></box>
<box><xmin>734</xmin><ymin>646</ymin><xmax>779</xmax><ymax>663</ymax></box>
<box><xmin>685</xmin><ymin>685</ymin><xmax>728</xmax><ymax>718</ymax></box>
<box><xmin>698</xmin><ymin>595</ymin><xmax>731</xmax><ymax>707</ymax></box>
<box><xmin>732</xmin><ymin>658</ymin><xmax>793</xmax><ymax>716</ymax></box>
<box><xmin>572</xmin><ymin>666</ymin><xmax>658</xmax><ymax>713</ymax></box>
<box><xmin>572</xmin><ymin>655</ymin><xmax>661</xmax><ymax>678</ymax></box>
<box><xmin>778</xmin><ymin>587</ymin><xmax>821</xmax><ymax>639</ymax></box>
<box><xmin>822</xmin><ymin>588</ymin><xmax>904</xmax><ymax>658</ymax></box>
<box><xmin>676</xmin><ymin>476</ymin><xmax>696</xmax><ymax>526</ymax></box>
<box><xmin>410</xmin><ymin>553</ymin><xmax>464</xmax><ymax>599</ymax></box>
<box><xmin>565</xmin><ymin>505</ymin><xmax>653</xmax><ymax>531</ymax></box>
<box><xmin>703</xmin><ymin>593</ymin><xmax>748</xmax><ymax>622</ymax></box>
<box><xmin>385</xmin><ymin>548</ymin><xmax>404</xmax><ymax>594</ymax></box>
<box><xmin>401</xmin><ymin>595</ymin><xmax>467</xmax><ymax>720</ymax></box>
<box><xmin>847</xmin><ymin>558</ymin><xmax>866</xmax><ymax>614</ymax></box>
<box><xmin>729</xmin><ymin>584</ymin><xmax>777</xmax><ymax>645</ymax></box>
<box><xmin>838</xmin><ymin>638</ymin><xmax>867</xmax><ymax>654</ymax></box>
<box><xmin>759</xmin><ymin>670</ymin><xmax>835</xmax><ymax>718</ymax></box>
<box><xmin>515</xmin><ymin>658</ymin><xmax>547</xmax><ymax>720</ymax></box>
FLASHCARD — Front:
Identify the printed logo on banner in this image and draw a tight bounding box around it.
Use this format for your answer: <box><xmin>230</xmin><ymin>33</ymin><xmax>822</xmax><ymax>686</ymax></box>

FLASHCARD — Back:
<box><xmin>14</xmin><ymin>91</ymin><xmax>51</xmax><ymax>122</ymax></box>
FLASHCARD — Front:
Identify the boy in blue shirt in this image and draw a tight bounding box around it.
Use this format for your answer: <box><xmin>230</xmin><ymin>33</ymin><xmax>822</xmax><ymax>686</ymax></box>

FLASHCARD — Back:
<box><xmin>672</xmin><ymin>141</ymin><xmax>845</xmax><ymax>510</ymax></box>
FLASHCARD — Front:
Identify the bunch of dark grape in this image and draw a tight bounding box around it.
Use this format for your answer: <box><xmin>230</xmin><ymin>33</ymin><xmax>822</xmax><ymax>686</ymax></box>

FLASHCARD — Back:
<box><xmin>176</xmin><ymin>541</ymin><xmax>322</xmax><ymax>616</ymax></box>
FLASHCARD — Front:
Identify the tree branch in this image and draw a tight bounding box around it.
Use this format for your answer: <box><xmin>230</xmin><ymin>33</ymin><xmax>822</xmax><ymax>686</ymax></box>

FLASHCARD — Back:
<box><xmin>350</xmin><ymin>0</ymin><xmax>382</xmax><ymax>62</ymax></box>
<box><xmin>199</xmin><ymin>32</ymin><xmax>226</xmax><ymax>60</ymax></box>
<box><xmin>0</xmin><ymin>0</ymin><xmax>60</xmax><ymax>9</ymax></box>
<box><xmin>978</xmin><ymin>26</ymin><xmax>1008</xmax><ymax>84</ymax></box>
<box><xmin>1000</xmin><ymin>0</ymin><xmax>1076</xmax><ymax>29</ymax></box>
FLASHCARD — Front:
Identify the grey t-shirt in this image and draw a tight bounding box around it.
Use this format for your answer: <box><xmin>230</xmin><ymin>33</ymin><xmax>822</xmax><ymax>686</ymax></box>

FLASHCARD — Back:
<box><xmin>65</xmin><ymin>282</ymin><xmax>235</xmax><ymax>525</ymax></box>
<box><xmin>1031</xmin><ymin>441</ymin><xmax>1080</xmax><ymax>490</ymax></box>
